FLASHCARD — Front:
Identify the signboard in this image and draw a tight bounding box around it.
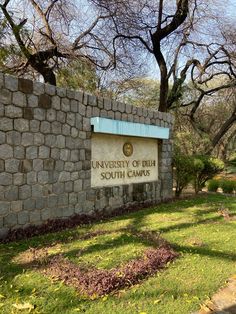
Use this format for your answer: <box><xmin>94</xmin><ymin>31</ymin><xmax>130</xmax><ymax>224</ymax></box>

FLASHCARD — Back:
<box><xmin>91</xmin><ymin>133</ymin><xmax>158</xmax><ymax>187</ymax></box>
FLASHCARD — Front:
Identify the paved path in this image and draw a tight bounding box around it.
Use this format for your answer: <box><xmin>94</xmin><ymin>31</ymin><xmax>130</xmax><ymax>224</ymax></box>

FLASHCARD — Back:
<box><xmin>195</xmin><ymin>276</ymin><xmax>236</xmax><ymax>314</ymax></box>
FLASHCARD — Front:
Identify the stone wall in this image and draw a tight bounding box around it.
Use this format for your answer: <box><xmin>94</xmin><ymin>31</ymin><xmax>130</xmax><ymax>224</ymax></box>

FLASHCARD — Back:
<box><xmin>0</xmin><ymin>72</ymin><xmax>174</xmax><ymax>238</ymax></box>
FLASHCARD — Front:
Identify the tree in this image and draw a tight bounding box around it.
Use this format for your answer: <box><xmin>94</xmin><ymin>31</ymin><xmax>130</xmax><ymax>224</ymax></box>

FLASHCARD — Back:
<box><xmin>0</xmin><ymin>0</ymin><xmax>114</xmax><ymax>85</ymax></box>
<box><xmin>92</xmin><ymin>0</ymin><xmax>236</xmax><ymax>150</ymax></box>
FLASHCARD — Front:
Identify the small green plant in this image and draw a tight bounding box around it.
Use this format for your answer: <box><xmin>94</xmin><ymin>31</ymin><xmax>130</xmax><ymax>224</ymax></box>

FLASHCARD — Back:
<box><xmin>193</xmin><ymin>156</ymin><xmax>224</xmax><ymax>194</ymax></box>
<box><xmin>207</xmin><ymin>179</ymin><xmax>220</xmax><ymax>192</ymax></box>
<box><xmin>220</xmin><ymin>180</ymin><xmax>236</xmax><ymax>194</ymax></box>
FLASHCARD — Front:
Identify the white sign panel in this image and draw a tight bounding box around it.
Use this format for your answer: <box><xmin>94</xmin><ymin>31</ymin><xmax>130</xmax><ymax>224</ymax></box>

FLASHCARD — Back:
<box><xmin>91</xmin><ymin>133</ymin><xmax>158</xmax><ymax>187</ymax></box>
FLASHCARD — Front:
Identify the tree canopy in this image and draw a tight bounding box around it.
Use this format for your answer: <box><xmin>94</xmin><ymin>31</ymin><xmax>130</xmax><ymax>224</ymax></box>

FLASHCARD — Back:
<box><xmin>0</xmin><ymin>0</ymin><xmax>235</xmax><ymax>154</ymax></box>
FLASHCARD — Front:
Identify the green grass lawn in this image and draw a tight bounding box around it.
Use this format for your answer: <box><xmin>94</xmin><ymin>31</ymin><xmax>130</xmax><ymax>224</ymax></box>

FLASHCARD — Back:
<box><xmin>0</xmin><ymin>194</ymin><xmax>236</xmax><ymax>314</ymax></box>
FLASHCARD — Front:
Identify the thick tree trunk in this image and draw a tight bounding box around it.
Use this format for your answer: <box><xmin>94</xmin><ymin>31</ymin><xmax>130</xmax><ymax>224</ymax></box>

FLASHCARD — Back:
<box><xmin>206</xmin><ymin>109</ymin><xmax>236</xmax><ymax>154</ymax></box>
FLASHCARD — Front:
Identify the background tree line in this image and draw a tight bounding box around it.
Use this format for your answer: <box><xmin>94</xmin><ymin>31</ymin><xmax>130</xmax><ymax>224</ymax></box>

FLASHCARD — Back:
<box><xmin>0</xmin><ymin>0</ymin><xmax>235</xmax><ymax>160</ymax></box>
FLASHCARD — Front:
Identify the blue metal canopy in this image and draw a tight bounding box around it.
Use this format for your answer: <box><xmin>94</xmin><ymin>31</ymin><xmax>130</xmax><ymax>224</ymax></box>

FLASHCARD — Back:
<box><xmin>91</xmin><ymin>117</ymin><xmax>169</xmax><ymax>139</ymax></box>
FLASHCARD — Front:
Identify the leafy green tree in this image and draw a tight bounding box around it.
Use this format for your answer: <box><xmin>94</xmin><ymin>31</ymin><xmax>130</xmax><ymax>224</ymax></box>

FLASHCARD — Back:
<box><xmin>57</xmin><ymin>60</ymin><xmax>98</xmax><ymax>93</ymax></box>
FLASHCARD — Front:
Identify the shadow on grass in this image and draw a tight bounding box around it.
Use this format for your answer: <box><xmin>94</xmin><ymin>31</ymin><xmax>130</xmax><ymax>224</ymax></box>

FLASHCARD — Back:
<box><xmin>0</xmin><ymin>194</ymin><xmax>235</xmax><ymax>309</ymax></box>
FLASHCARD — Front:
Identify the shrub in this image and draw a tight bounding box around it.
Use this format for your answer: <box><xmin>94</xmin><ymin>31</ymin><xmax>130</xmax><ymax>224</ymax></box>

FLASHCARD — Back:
<box><xmin>220</xmin><ymin>180</ymin><xmax>236</xmax><ymax>194</ymax></box>
<box><xmin>193</xmin><ymin>156</ymin><xmax>224</xmax><ymax>193</ymax></box>
<box><xmin>207</xmin><ymin>179</ymin><xmax>220</xmax><ymax>192</ymax></box>
<box><xmin>173</xmin><ymin>152</ymin><xmax>195</xmax><ymax>197</ymax></box>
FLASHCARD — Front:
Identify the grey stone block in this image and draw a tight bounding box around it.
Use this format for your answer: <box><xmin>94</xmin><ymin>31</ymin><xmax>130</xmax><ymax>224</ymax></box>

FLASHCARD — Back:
<box><xmin>71</xmin><ymin>150</ymin><xmax>79</xmax><ymax>162</ymax></box>
<box><xmin>41</xmin><ymin>208</ymin><xmax>51</xmax><ymax>221</ymax></box>
<box><xmin>52</xmin><ymin>95</ymin><xmax>61</xmax><ymax>110</ymax></box>
<box><xmin>0</xmin><ymin>144</ymin><xmax>13</xmax><ymax>159</ymax></box>
<box><xmin>1</xmin><ymin>117</ymin><xmax>13</xmax><ymax>131</ymax></box>
<box><xmin>34</xmin><ymin>133</ymin><xmax>44</xmax><ymax>146</ymax></box>
<box><xmin>34</xmin><ymin>108</ymin><xmax>46</xmax><ymax>121</ymax></box>
<box><xmin>22</xmin><ymin>132</ymin><xmax>34</xmax><ymax>146</ymax></box>
<box><xmin>14</xmin><ymin>119</ymin><xmax>29</xmax><ymax>132</ymax></box>
<box><xmin>0</xmin><ymin>160</ymin><xmax>4</xmax><ymax>171</ymax></box>
<box><xmin>61</xmin><ymin>98</ymin><xmax>70</xmax><ymax>112</ymax></box>
<box><xmin>59</xmin><ymin>171</ymin><xmax>70</xmax><ymax>182</ymax></box>
<box><xmin>63</xmin><ymin>206</ymin><xmax>74</xmax><ymax>217</ymax></box>
<box><xmin>11</xmin><ymin>200</ymin><xmax>23</xmax><ymax>212</ymax></box>
<box><xmin>38</xmin><ymin>171</ymin><xmax>49</xmax><ymax>184</ymax></box>
<box><xmin>32</xmin><ymin>184</ymin><xmax>43</xmax><ymax>198</ymax></box>
<box><xmin>57</xmin><ymin>87</ymin><xmax>67</xmax><ymax>97</ymax></box>
<box><xmin>12</xmin><ymin>91</ymin><xmax>27</xmax><ymax>107</ymax></box>
<box><xmin>58</xmin><ymin>194</ymin><xmax>69</xmax><ymax>206</ymax></box>
<box><xmin>32</xmin><ymin>159</ymin><xmax>43</xmax><ymax>172</ymax></box>
<box><xmin>57</xmin><ymin>111</ymin><xmax>66</xmax><ymax>123</ymax></box>
<box><xmin>0</xmin><ymin>131</ymin><xmax>5</xmax><ymax>144</ymax></box>
<box><xmin>67</xmin><ymin>89</ymin><xmax>75</xmax><ymax>99</ymax></box>
<box><xmin>27</xmin><ymin>171</ymin><xmax>37</xmax><ymax>184</ymax></box>
<box><xmin>39</xmin><ymin>146</ymin><xmax>50</xmax><ymax>158</ymax></box>
<box><xmin>30</xmin><ymin>120</ymin><xmax>40</xmax><ymax>132</ymax></box>
<box><xmin>104</xmin><ymin>98</ymin><xmax>112</xmax><ymax>110</ymax></box>
<box><xmin>13</xmin><ymin>173</ymin><xmax>25</xmax><ymax>185</ymax></box>
<box><xmin>55</xmin><ymin>160</ymin><xmax>64</xmax><ymax>171</ymax></box>
<box><xmin>62</xmin><ymin>124</ymin><xmax>70</xmax><ymax>136</ymax></box>
<box><xmin>5</xmin><ymin>74</ymin><xmax>18</xmax><ymax>91</ymax></box>
<box><xmin>78</xmin><ymin>104</ymin><xmax>86</xmax><ymax>116</ymax></box>
<box><xmin>125</xmin><ymin>104</ymin><xmax>132</xmax><ymax>114</ymax></box>
<box><xmin>52</xmin><ymin>182</ymin><xmax>64</xmax><ymax>194</ymax></box>
<box><xmin>64</xmin><ymin>162</ymin><xmax>74</xmax><ymax>172</ymax></box>
<box><xmin>60</xmin><ymin>149</ymin><xmax>70</xmax><ymax>161</ymax></box>
<box><xmin>18</xmin><ymin>211</ymin><xmax>29</xmax><ymax>225</ymax></box>
<box><xmin>56</xmin><ymin>135</ymin><xmax>65</xmax><ymax>148</ymax></box>
<box><xmin>0</xmin><ymin>88</ymin><xmax>11</xmax><ymax>104</ymax></box>
<box><xmin>107</xmin><ymin>110</ymin><xmax>115</xmax><ymax>119</ymax></box>
<box><xmin>44</xmin><ymin>134</ymin><xmax>56</xmax><ymax>147</ymax></box>
<box><xmin>71</xmin><ymin>127</ymin><xmax>78</xmax><ymax>138</ymax></box>
<box><xmin>83</xmin><ymin>117</ymin><xmax>91</xmax><ymax>131</ymax></box>
<box><xmin>0</xmin><ymin>201</ymin><xmax>10</xmax><ymax>215</ymax></box>
<box><xmin>112</xmin><ymin>101</ymin><xmax>118</xmax><ymax>111</ymax></box>
<box><xmin>29</xmin><ymin>210</ymin><xmax>41</xmax><ymax>223</ymax></box>
<box><xmin>100</xmin><ymin>109</ymin><xmax>108</xmax><ymax>118</ymax></box>
<box><xmin>115</xmin><ymin>111</ymin><xmax>122</xmax><ymax>120</ymax></box>
<box><xmin>4</xmin><ymin>213</ymin><xmax>17</xmax><ymax>227</ymax></box>
<box><xmin>64</xmin><ymin>181</ymin><xmax>73</xmax><ymax>193</ymax></box>
<box><xmin>67</xmin><ymin>113</ymin><xmax>75</xmax><ymax>126</ymax></box>
<box><xmin>35</xmin><ymin>197</ymin><xmax>46</xmax><ymax>209</ymax></box>
<box><xmin>5</xmin><ymin>158</ymin><xmax>20</xmax><ymax>173</ymax></box>
<box><xmin>14</xmin><ymin>146</ymin><xmax>25</xmax><ymax>159</ymax></box>
<box><xmin>6</xmin><ymin>131</ymin><xmax>21</xmax><ymax>145</ymax></box>
<box><xmin>74</xmin><ymin>91</ymin><xmax>83</xmax><ymax>102</ymax></box>
<box><xmin>19</xmin><ymin>185</ymin><xmax>31</xmax><ymax>199</ymax></box>
<box><xmin>98</xmin><ymin>98</ymin><xmax>104</xmax><ymax>109</ymax></box>
<box><xmin>33</xmin><ymin>81</ymin><xmax>45</xmax><ymax>95</ymax></box>
<box><xmin>5</xmin><ymin>105</ymin><xmax>22</xmax><ymax>118</ymax></box>
<box><xmin>51</xmin><ymin>148</ymin><xmax>60</xmax><ymax>160</ymax></box>
<box><xmin>40</xmin><ymin>121</ymin><xmax>51</xmax><ymax>134</ymax></box>
<box><xmin>26</xmin><ymin>146</ymin><xmax>38</xmax><ymax>159</ymax></box>
<box><xmin>71</xmin><ymin>100</ymin><xmax>78</xmax><ymax>112</ymax></box>
<box><xmin>117</xmin><ymin>101</ymin><xmax>125</xmax><ymax>113</ymax></box>
<box><xmin>5</xmin><ymin>186</ymin><xmax>18</xmax><ymax>201</ymax></box>
<box><xmin>48</xmin><ymin>195</ymin><xmax>58</xmax><ymax>208</ymax></box>
<box><xmin>88</xmin><ymin>94</ymin><xmax>97</xmax><ymax>106</ymax></box>
<box><xmin>23</xmin><ymin>198</ymin><xmax>36</xmax><ymax>211</ymax></box>
<box><xmin>46</xmin><ymin>109</ymin><xmax>56</xmax><ymax>122</ymax></box>
<box><xmin>27</xmin><ymin>94</ymin><xmax>38</xmax><ymax>107</ymax></box>
<box><xmin>52</xmin><ymin>121</ymin><xmax>62</xmax><ymax>135</ymax></box>
<box><xmin>45</xmin><ymin>84</ymin><xmax>56</xmax><ymax>96</ymax></box>
<box><xmin>74</xmin><ymin>179</ymin><xmax>82</xmax><ymax>192</ymax></box>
